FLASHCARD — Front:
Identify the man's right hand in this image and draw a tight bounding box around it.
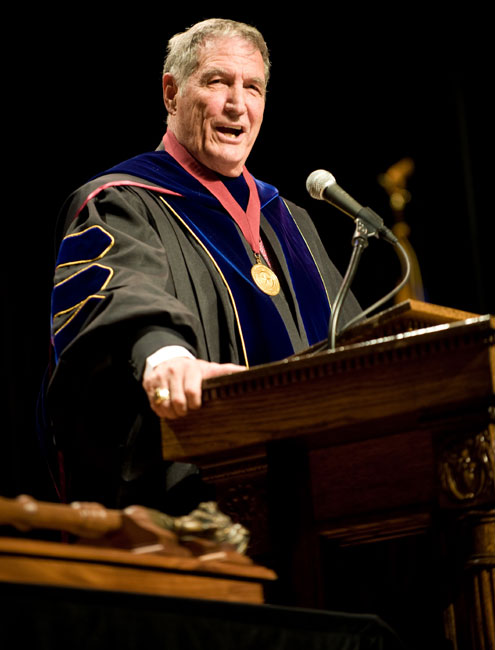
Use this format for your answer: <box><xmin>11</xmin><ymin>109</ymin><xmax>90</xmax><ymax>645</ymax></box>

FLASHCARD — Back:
<box><xmin>142</xmin><ymin>357</ymin><xmax>246</xmax><ymax>419</ymax></box>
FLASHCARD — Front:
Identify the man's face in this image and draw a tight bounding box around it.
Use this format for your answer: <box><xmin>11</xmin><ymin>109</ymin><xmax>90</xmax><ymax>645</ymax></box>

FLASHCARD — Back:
<box><xmin>164</xmin><ymin>36</ymin><xmax>266</xmax><ymax>177</ymax></box>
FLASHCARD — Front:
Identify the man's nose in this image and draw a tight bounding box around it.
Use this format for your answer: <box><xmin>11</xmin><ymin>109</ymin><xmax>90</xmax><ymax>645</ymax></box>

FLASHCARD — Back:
<box><xmin>225</xmin><ymin>83</ymin><xmax>247</xmax><ymax>115</ymax></box>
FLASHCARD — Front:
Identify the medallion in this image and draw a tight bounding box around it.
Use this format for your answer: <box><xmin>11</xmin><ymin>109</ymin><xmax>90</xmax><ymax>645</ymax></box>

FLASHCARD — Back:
<box><xmin>251</xmin><ymin>262</ymin><xmax>280</xmax><ymax>296</ymax></box>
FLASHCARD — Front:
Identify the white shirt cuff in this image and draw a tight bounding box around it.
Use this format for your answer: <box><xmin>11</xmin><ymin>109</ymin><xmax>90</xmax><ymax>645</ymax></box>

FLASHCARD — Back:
<box><xmin>143</xmin><ymin>345</ymin><xmax>195</xmax><ymax>378</ymax></box>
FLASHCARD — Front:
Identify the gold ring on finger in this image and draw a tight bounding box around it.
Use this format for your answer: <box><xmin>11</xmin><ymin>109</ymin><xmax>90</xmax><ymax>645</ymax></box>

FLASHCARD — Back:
<box><xmin>154</xmin><ymin>387</ymin><xmax>170</xmax><ymax>405</ymax></box>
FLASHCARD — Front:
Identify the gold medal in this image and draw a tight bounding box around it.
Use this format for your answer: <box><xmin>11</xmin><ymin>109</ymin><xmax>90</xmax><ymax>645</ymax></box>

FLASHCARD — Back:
<box><xmin>251</xmin><ymin>260</ymin><xmax>280</xmax><ymax>296</ymax></box>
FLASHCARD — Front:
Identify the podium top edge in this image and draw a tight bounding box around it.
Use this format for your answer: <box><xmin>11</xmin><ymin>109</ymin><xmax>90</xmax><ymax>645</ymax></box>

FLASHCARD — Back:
<box><xmin>203</xmin><ymin>312</ymin><xmax>494</xmax><ymax>390</ymax></box>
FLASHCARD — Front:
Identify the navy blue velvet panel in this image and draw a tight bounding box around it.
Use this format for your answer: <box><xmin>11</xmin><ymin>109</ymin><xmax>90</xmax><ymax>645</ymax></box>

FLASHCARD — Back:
<box><xmin>52</xmin><ymin>295</ymin><xmax>106</xmax><ymax>361</ymax></box>
<box><xmin>51</xmin><ymin>264</ymin><xmax>112</xmax><ymax>318</ymax></box>
<box><xmin>56</xmin><ymin>225</ymin><xmax>114</xmax><ymax>267</ymax></box>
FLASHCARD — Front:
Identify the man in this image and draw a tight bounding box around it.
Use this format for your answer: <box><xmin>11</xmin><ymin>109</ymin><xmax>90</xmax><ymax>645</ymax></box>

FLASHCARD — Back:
<box><xmin>46</xmin><ymin>19</ymin><xmax>360</xmax><ymax>513</ymax></box>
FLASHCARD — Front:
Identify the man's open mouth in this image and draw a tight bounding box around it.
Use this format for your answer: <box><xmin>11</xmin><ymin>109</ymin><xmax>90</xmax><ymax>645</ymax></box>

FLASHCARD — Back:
<box><xmin>217</xmin><ymin>126</ymin><xmax>244</xmax><ymax>139</ymax></box>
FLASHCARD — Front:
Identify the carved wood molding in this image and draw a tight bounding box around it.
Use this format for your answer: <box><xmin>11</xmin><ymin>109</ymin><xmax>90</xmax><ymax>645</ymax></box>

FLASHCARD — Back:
<box><xmin>202</xmin><ymin>316</ymin><xmax>493</xmax><ymax>404</ymax></box>
<box><xmin>319</xmin><ymin>512</ymin><xmax>431</xmax><ymax>546</ymax></box>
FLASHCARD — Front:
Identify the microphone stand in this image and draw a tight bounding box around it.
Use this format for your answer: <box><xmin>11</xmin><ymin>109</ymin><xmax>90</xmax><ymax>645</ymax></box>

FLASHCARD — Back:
<box><xmin>328</xmin><ymin>220</ymin><xmax>412</xmax><ymax>350</ymax></box>
<box><xmin>329</xmin><ymin>218</ymin><xmax>371</xmax><ymax>350</ymax></box>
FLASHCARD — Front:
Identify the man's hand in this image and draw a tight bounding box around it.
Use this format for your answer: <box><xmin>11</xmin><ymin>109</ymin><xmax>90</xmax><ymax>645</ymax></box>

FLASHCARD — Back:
<box><xmin>143</xmin><ymin>357</ymin><xmax>246</xmax><ymax>419</ymax></box>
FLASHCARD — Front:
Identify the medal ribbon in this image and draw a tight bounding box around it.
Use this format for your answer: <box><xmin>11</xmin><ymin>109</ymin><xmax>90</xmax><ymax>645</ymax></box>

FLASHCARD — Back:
<box><xmin>163</xmin><ymin>131</ymin><xmax>262</xmax><ymax>256</ymax></box>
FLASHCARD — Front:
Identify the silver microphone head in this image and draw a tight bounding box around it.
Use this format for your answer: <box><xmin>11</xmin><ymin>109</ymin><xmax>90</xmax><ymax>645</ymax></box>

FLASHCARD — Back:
<box><xmin>306</xmin><ymin>169</ymin><xmax>337</xmax><ymax>200</ymax></box>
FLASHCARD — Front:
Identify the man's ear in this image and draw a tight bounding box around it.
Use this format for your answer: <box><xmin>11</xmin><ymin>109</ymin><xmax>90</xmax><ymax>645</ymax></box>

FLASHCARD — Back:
<box><xmin>162</xmin><ymin>74</ymin><xmax>179</xmax><ymax>115</ymax></box>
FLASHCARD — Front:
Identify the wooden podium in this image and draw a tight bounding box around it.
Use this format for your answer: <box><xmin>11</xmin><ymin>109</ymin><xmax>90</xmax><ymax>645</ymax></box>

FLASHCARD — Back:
<box><xmin>161</xmin><ymin>301</ymin><xmax>495</xmax><ymax>650</ymax></box>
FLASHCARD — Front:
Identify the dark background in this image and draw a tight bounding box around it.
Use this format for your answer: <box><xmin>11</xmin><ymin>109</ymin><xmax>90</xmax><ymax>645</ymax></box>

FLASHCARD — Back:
<box><xmin>4</xmin><ymin>8</ymin><xmax>493</xmax><ymax>503</ymax></box>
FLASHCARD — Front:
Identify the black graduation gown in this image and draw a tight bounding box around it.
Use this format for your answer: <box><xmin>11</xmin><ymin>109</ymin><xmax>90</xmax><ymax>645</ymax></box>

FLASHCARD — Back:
<box><xmin>46</xmin><ymin>167</ymin><xmax>361</xmax><ymax>513</ymax></box>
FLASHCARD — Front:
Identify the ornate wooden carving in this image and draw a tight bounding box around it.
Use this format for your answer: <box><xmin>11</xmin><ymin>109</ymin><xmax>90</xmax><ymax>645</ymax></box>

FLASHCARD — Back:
<box><xmin>440</xmin><ymin>428</ymin><xmax>495</xmax><ymax>504</ymax></box>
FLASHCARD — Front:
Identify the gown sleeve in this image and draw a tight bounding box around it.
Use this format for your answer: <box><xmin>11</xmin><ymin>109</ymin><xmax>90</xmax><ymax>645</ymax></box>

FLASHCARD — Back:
<box><xmin>51</xmin><ymin>182</ymin><xmax>201</xmax><ymax>378</ymax></box>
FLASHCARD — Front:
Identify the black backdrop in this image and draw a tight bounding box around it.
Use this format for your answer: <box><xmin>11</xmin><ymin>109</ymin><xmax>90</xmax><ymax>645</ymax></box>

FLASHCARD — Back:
<box><xmin>4</xmin><ymin>8</ymin><xmax>493</xmax><ymax>505</ymax></box>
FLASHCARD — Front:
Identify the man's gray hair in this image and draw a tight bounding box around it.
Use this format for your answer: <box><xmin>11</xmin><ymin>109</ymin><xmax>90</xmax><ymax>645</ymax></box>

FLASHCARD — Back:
<box><xmin>163</xmin><ymin>18</ymin><xmax>271</xmax><ymax>90</ymax></box>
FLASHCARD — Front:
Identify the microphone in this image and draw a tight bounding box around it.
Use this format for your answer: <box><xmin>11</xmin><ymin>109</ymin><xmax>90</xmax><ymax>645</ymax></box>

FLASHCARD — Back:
<box><xmin>306</xmin><ymin>169</ymin><xmax>398</xmax><ymax>245</ymax></box>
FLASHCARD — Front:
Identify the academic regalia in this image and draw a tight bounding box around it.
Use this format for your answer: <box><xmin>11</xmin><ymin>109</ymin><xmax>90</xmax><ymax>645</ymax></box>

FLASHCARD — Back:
<box><xmin>45</xmin><ymin>134</ymin><xmax>360</xmax><ymax>512</ymax></box>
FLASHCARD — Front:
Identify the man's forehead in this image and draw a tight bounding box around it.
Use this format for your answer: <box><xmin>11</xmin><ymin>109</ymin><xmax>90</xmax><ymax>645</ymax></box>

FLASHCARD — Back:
<box><xmin>196</xmin><ymin>36</ymin><xmax>264</xmax><ymax>73</ymax></box>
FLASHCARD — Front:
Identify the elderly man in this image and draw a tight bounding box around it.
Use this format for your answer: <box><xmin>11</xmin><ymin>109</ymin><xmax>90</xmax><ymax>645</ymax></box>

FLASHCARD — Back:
<box><xmin>46</xmin><ymin>19</ymin><xmax>360</xmax><ymax>512</ymax></box>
